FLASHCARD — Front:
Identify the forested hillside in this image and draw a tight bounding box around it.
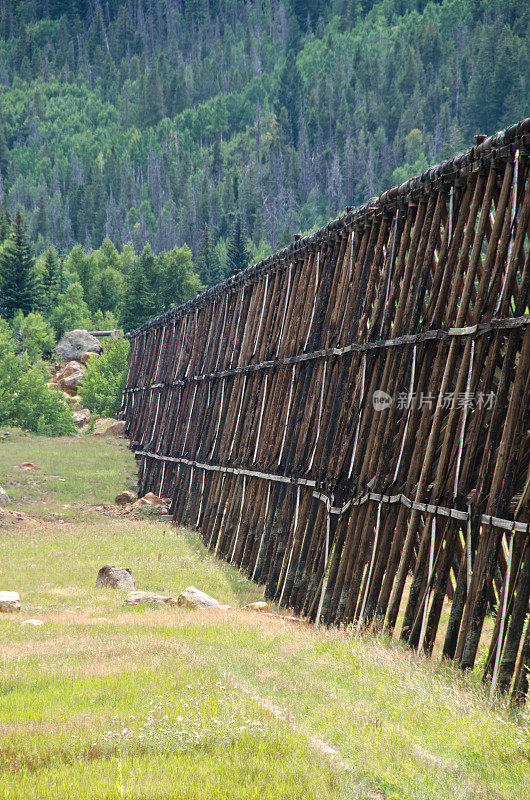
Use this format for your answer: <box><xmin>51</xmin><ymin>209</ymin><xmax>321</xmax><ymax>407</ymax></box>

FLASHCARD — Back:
<box><xmin>0</xmin><ymin>0</ymin><xmax>528</xmax><ymax>297</ymax></box>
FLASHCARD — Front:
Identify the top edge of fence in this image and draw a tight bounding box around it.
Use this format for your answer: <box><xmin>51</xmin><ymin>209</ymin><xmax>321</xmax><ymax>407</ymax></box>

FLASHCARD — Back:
<box><xmin>125</xmin><ymin>117</ymin><xmax>530</xmax><ymax>340</ymax></box>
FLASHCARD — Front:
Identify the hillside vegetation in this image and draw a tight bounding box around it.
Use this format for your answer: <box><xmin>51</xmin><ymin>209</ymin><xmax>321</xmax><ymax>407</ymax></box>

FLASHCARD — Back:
<box><xmin>0</xmin><ymin>0</ymin><xmax>528</xmax><ymax>279</ymax></box>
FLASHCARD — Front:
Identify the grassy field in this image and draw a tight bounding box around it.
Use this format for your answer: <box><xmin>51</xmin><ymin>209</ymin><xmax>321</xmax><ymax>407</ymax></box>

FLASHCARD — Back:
<box><xmin>0</xmin><ymin>431</ymin><xmax>528</xmax><ymax>799</ymax></box>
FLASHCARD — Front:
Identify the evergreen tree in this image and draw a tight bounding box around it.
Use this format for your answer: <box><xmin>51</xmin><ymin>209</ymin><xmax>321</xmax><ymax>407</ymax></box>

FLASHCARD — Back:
<box><xmin>196</xmin><ymin>225</ymin><xmax>224</xmax><ymax>287</ymax></box>
<box><xmin>41</xmin><ymin>247</ymin><xmax>61</xmax><ymax>313</ymax></box>
<box><xmin>226</xmin><ymin>214</ymin><xmax>250</xmax><ymax>276</ymax></box>
<box><xmin>33</xmin><ymin>195</ymin><xmax>48</xmax><ymax>240</ymax></box>
<box><xmin>168</xmin><ymin>63</ymin><xmax>187</xmax><ymax>116</ymax></box>
<box><xmin>121</xmin><ymin>246</ymin><xmax>158</xmax><ymax>332</ymax></box>
<box><xmin>293</xmin><ymin>0</ymin><xmax>326</xmax><ymax>29</ymax></box>
<box><xmin>0</xmin><ymin>212</ymin><xmax>42</xmax><ymax>319</ymax></box>
<box><xmin>144</xmin><ymin>64</ymin><xmax>166</xmax><ymax>128</ymax></box>
<box><xmin>0</xmin><ymin>210</ymin><xmax>11</xmax><ymax>244</ymax></box>
<box><xmin>0</xmin><ymin>122</ymin><xmax>8</xmax><ymax>179</ymax></box>
<box><xmin>56</xmin><ymin>257</ymin><xmax>67</xmax><ymax>295</ymax></box>
<box><xmin>275</xmin><ymin>29</ymin><xmax>303</xmax><ymax>147</ymax></box>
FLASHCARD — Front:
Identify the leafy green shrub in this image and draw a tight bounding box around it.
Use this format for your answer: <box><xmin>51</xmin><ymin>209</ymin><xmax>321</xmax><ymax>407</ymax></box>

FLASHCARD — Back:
<box><xmin>0</xmin><ymin>352</ymin><xmax>75</xmax><ymax>435</ymax></box>
<box><xmin>49</xmin><ymin>281</ymin><xmax>92</xmax><ymax>338</ymax></box>
<box><xmin>0</xmin><ymin>318</ymin><xmax>15</xmax><ymax>358</ymax></box>
<box><xmin>91</xmin><ymin>309</ymin><xmax>119</xmax><ymax>331</ymax></box>
<box><xmin>12</xmin><ymin>310</ymin><xmax>56</xmax><ymax>362</ymax></box>
<box><xmin>0</xmin><ymin>350</ymin><xmax>18</xmax><ymax>425</ymax></box>
<box><xmin>79</xmin><ymin>336</ymin><xmax>130</xmax><ymax>418</ymax></box>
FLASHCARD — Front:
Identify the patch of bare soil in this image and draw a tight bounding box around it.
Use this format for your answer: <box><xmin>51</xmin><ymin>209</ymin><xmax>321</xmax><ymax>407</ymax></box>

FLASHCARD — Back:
<box><xmin>0</xmin><ymin>507</ymin><xmax>43</xmax><ymax>529</ymax></box>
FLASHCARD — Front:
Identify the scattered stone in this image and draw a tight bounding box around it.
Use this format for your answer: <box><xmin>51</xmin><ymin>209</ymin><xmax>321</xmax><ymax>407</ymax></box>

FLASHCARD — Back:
<box><xmin>115</xmin><ymin>490</ymin><xmax>137</xmax><ymax>506</ymax></box>
<box><xmin>96</xmin><ymin>565</ymin><xmax>136</xmax><ymax>591</ymax></box>
<box><xmin>80</xmin><ymin>351</ymin><xmax>98</xmax><ymax>366</ymax></box>
<box><xmin>124</xmin><ymin>591</ymin><xmax>177</xmax><ymax>607</ymax></box>
<box><xmin>0</xmin><ymin>487</ymin><xmax>10</xmax><ymax>506</ymax></box>
<box><xmin>60</xmin><ymin>370</ymin><xmax>85</xmax><ymax>392</ymax></box>
<box><xmin>104</xmin><ymin>421</ymin><xmax>125</xmax><ymax>436</ymax></box>
<box><xmin>15</xmin><ymin>462</ymin><xmax>40</xmax><ymax>471</ymax></box>
<box><xmin>177</xmin><ymin>586</ymin><xmax>221</xmax><ymax>609</ymax></box>
<box><xmin>0</xmin><ymin>508</ymin><xmax>36</xmax><ymax>526</ymax></box>
<box><xmin>218</xmin><ymin>604</ymin><xmax>232</xmax><ymax>611</ymax></box>
<box><xmin>242</xmin><ymin>601</ymin><xmax>268</xmax><ymax>612</ymax></box>
<box><xmin>58</xmin><ymin>360</ymin><xmax>85</xmax><ymax>380</ymax></box>
<box><xmin>0</xmin><ymin>591</ymin><xmax>21</xmax><ymax>612</ymax></box>
<box><xmin>132</xmin><ymin>497</ymin><xmax>150</xmax><ymax>507</ymax></box>
<box><xmin>21</xmin><ymin>619</ymin><xmax>43</xmax><ymax>626</ymax></box>
<box><xmin>141</xmin><ymin>492</ymin><xmax>167</xmax><ymax>505</ymax></box>
<box><xmin>54</xmin><ymin>329</ymin><xmax>102</xmax><ymax>362</ymax></box>
<box><xmin>132</xmin><ymin>494</ymin><xmax>169</xmax><ymax>511</ymax></box>
<box><xmin>73</xmin><ymin>408</ymin><xmax>90</xmax><ymax>427</ymax></box>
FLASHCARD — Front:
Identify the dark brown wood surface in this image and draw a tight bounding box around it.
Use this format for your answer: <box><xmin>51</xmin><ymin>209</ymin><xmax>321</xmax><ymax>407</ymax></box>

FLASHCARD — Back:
<box><xmin>122</xmin><ymin>119</ymin><xmax>530</xmax><ymax>703</ymax></box>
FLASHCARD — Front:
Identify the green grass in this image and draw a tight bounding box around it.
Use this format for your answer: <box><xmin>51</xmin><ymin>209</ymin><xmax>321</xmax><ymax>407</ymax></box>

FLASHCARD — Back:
<box><xmin>0</xmin><ymin>430</ymin><xmax>138</xmax><ymax>519</ymax></box>
<box><xmin>0</xmin><ymin>432</ymin><xmax>528</xmax><ymax>799</ymax></box>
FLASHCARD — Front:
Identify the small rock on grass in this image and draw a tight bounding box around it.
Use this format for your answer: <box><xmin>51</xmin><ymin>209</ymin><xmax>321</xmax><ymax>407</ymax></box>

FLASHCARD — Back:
<box><xmin>15</xmin><ymin>462</ymin><xmax>40</xmax><ymax>471</ymax></box>
<box><xmin>104</xmin><ymin>421</ymin><xmax>125</xmax><ymax>436</ymax></box>
<box><xmin>132</xmin><ymin>493</ymin><xmax>169</xmax><ymax>512</ymax></box>
<box><xmin>177</xmin><ymin>586</ymin><xmax>221</xmax><ymax>609</ymax></box>
<box><xmin>242</xmin><ymin>601</ymin><xmax>268</xmax><ymax>612</ymax></box>
<box><xmin>0</xmin><ymin>487</ymin><xmax>10</xmax><ymax>506</ymax></box>
<box><xmin>124</xmin><ymin>591</ymin><xmax>178</xmax><ymax>607</ymax></box>
<box><xmin>115</xmin><ymin>490</ymin><xmax>137</xmax><ymax>506</ymax></box>
<box><xmin>141</xmin><ymin>492</ymin><xmax>168</xmax><ymax>505</ymax></box>
<box><xmin>21</xmin><ymin>619</ymin><xmax>43</xmax><ymax>626</ymax></box>
<box><xmin>96</xmin><ymin>566</ymin><xmax>136</xmax><ymax>591</ymax></box>
<box><xmin>0</xmin><ymin>591</ymin><xmax>21</xmax><ymax>612</ymax></box>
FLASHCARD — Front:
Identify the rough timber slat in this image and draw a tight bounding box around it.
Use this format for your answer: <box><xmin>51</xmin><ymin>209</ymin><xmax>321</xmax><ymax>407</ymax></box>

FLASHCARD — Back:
<box><xmin>123</xmin><ymin>120</ymin><xmax>530</xmax><ymax>703</ymax></box>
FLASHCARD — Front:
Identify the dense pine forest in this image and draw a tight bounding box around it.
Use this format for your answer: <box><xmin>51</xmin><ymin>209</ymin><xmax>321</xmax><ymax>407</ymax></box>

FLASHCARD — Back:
<box><xmin>0</xmin><ymin>0</ymin><xmax>528</xmax><ymax>332</ymax></box>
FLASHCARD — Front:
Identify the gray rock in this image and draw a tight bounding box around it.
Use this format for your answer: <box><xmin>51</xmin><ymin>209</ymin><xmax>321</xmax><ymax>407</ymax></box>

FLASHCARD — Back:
<box><xmin>177</xmin><ymin>586</ymin><xmax>221</xmax><ymax>609</ymax></box>
<box><xmin>124</xmin><ymin>591</ymin><xmax>178</xmax><ymax>607</ymax></box>
<box><xmin>0</xmin><ymin>487</ymin><xmax>10</xmax><ymax>507</ymax></box>
<box><xmin>104</xmin><ymin>421</ymin><xmax>126</xmax><ymax>436</ymax></box>
<box><xmin>54</xmin><ymin>330</ymin><xmax>102</xmax><ymax>363</ymax></box>
<box><xmin>95</xmin><ymin>566</ymin><xmax>136</xmax><ymax>591</ymax></box>
<box><xmin>0</xmin><ymin>591</ymin><xmax>21</xmax><ymax>612</ymax></box>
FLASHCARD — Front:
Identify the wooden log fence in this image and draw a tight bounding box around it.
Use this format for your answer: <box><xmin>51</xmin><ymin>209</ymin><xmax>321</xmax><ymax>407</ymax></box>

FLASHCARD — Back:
<box><xmin>122</xmin><ymin>119</ymin><xmax>530</xmax><ymax>703</ymax></box>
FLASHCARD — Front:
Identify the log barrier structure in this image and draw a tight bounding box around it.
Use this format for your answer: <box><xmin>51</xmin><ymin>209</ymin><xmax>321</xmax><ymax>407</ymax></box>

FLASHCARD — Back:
<box><xmin>122</xmin><ymin>119</ymin><xmax>530</xmax><ymax>703</ymax></box>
